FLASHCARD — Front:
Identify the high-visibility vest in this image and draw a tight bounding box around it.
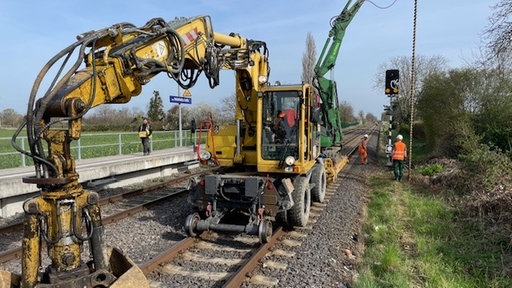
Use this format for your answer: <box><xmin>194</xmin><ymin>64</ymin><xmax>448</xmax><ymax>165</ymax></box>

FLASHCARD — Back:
<box><xmin>138</xmin><ymin>123</ymin><xmax>152</xmax><ymax>138</ymax></box>
<box><xmin>279</xmin><ymin>109</ymin><xmax>297</xmax><ymax>127</ymax></box>
<box><xmin>358</xmin><ymin>138</ymin><xmax>367</xmax><ymax>153</ymax></box>
<box><xmin>392</xmin><ymin>141</ymin><xmax>407</xmax><ymax>160</ymax></box>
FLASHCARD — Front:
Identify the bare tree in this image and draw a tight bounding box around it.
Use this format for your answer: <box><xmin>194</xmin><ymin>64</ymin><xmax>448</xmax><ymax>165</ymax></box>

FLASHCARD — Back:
<box><xmin>339</xmin><ymin>100</ymin><xmax>356</xmax><ymax>124</ymax></box>
<box><xmin>186</xmin><ymin>102</ymin><xmax>219</xmax><ymax>128</ymax></box>
<box><xmin>83</xmin><ymin>105</ymin><xmax>137</xmax><ymax>131</ymax></box>
<box><xmin>217</xmin><ymin>93</ymin><xmax>236</xmax><ymax>124</ymax></box>
<box><xmin>0</xmin><ymin>108</ymin><xmax>23</xmax><ymax>128</ymax></box>
<box><xmin>365</xmin><ymin>113</ymin><xmax>377</xmax><ymax>123</ymax></box>
<box><xmin>485</xmin><ymin>1</ymin><xmax>512</xmax><ymax>59</ymax></box>
<box><xmin>482</xmin><ymin>0</ymin><xmax>512</xmax><ymax>73</ymax></box>
<box><xmin>302</xmin><ymin>32</ymin><xmax>317</xmax><ymax>84</ymax></box>
<box><xmin>165</xmin><ymin>105</ymin><xmax>191</xmax><ymax>130</ymax></box>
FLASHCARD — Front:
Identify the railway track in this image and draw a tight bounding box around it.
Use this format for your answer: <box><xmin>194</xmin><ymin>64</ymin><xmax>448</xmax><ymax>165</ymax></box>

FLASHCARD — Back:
<box><xmin>0</xmin><ymin>168</ymin><xmax>215</xmax><ymax>265</ymax></box>
<box><xmin>0</xmin><ymin>127</ymin><xmax>377</xmax><ymax>286</ymax></box>
<box><xmin>0</xmin><ymin>167</ymin><xmax>216</xmax><ymax>235</ymax></box>
<box><xmin>0</xmin><ymin>189</ymin><xmax>187</xmax><ymax>265</ymax></box>
<box><xmin>134</xmin><ymin>128</ymin><xmax>373</xmax><ymax>287</ymax></box>
<box><xmin>139</xmin><ymin>228</ymin><xmax>287</xmax><ymax>287</ymax></box>
<box><xmin>137</xmin><ymin>165</ymin><xmax>348</xmax><ymax>287</ymax></box>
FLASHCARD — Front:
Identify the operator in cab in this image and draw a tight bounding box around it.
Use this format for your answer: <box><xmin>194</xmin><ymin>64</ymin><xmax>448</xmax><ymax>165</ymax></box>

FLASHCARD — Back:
<box><xmin>277</xmin><ymin>106</ymin><xmax>298</xmax><ymax>141</ymax></box>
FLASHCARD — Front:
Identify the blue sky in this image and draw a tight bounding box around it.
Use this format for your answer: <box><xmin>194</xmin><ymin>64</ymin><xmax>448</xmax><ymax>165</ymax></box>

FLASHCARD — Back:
<box><xmin>0</xmin><ymin>0</ymin><xmax>498</xmax><ymax>117</ymax></box>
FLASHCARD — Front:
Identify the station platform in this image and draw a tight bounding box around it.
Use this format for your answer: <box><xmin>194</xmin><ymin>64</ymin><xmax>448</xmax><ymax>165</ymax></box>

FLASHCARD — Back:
<box><xmin>0</xmin><ymin>146</ymin><xmax>198</xmax><ymax>218</ymax></box>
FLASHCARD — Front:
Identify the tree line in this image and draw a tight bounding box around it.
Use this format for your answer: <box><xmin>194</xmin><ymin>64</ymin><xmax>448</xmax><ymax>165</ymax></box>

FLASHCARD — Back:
<box><xmin>0</xmin><ymin>91</ymin><xmax>368</xmax><ymax>132</ymax></box>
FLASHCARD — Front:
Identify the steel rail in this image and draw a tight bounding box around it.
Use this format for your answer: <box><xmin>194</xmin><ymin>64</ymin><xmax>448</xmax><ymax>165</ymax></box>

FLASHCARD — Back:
<box><xmin>222</xmin><ymin>227</ymin><xmax>285</xmax><ymax>288</ymax></box>
<box><xmin>0</xmin><ymin>189</ymin><xmax>188</xmax><ymax>264</ymax></box>
<box><xmin>139</xmin><ymin>236</ymin><xmax>197</xmax><ymax>276</ymax></box>
<box><xmin>0</xmin><ymin>167</ymin><xmax>214</xmax><ymax>235</ymax></box>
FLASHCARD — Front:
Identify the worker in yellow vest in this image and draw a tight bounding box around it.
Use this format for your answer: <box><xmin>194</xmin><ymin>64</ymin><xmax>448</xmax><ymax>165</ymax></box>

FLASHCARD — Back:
<box><xmin>391</xmin><ymin>134</ymin><xmax>407</xmax><ymax>181</ymax></box>
<box><xmin>138</xmin><ymin>117</ymin><xmax>153</xmax><ymax>156</ymax></box>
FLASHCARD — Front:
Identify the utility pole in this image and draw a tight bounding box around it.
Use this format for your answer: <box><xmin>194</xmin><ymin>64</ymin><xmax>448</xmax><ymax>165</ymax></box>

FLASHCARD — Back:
<box><xmin>177</xmin><ymin>85</ymin><xmax>183</xmax><ymax>147</ymax></box>
<box><xmin>408</xmin><ymin>0</ymin><xmax>418</xmax><ymax>181</ymax></box>
<box><xmin>169</xmin><ymin>85</ymin><xmax>192</xmax><ymax>148</ymax></box>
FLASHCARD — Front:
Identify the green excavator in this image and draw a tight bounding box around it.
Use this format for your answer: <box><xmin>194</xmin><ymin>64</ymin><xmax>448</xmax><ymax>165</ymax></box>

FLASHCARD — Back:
<box><xmin>314</xmin><ymin>0</ymin><xmax>365</xmax><ymax>148</ymax></box>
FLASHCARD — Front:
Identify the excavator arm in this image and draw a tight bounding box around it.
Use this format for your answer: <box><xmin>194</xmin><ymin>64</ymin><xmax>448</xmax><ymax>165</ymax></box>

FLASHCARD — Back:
<box><xmin>314</xmin><ymin>0</ymin><xmax>364</xmax><ymax>147</ymax></box>
<box><xmin>25</xmin><ymin>16</ymin><xmax>220</xmax><ymax>181</ymax></box>
<box><xmin>7</xmin><ymin>15</ymin><xmax>269</xmax><ymax>288</ymax></box>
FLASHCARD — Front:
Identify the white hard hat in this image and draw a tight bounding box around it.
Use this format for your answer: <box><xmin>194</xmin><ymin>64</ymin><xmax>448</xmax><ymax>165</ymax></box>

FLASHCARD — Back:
<box><xmin>364</xmin><ymin>134</ymin><xmax>368</xmax><ymax>138</ymax></box>
<box><xmin>397</xmin><ymin>134</ymin><xmax>403</xmax><ymax>140</ymax></box>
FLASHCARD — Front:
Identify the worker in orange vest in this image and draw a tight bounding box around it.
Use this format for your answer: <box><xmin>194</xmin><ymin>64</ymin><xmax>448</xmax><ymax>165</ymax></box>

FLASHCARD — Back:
<box><xmin>391</xmin><ymin>134</ymin><xmax>407</xmax><ymax>181</ymax></box>
<box><xmin>358</xmin><ymin>134</ymin><xmax>368</xmax><ymax>164</ymax></box>
<box><xmin>278</xmin><ymin>108</ymin><xmax>298</xmax><ymax>140</ymax></box>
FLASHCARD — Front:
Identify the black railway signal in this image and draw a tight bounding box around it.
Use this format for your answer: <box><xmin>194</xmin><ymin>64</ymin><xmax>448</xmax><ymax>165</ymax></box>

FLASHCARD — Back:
<box><xmin>385</xmin><ymin>69</ymin><xmax>399</xmax><ymax>95</ymax></box>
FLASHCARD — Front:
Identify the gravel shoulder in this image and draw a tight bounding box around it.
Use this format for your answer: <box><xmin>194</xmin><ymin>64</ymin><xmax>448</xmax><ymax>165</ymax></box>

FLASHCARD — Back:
<box><xmin>269</xmin><ymin>133</ymin><xmax>380</xmax><ymax>288</ymax></box>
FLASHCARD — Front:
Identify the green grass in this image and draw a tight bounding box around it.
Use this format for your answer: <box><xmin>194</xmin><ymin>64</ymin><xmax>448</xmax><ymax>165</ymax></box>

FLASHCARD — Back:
<box><xmin>356</xmin><ymin>173</ymin><xmax>512</xmax><ymax>288</ymax></box>
<box><xmin>0</xmin><ymin>128</ymin><xmax>20</xmax><ymax>137</ymax></box>
<box><xmin>356</xmin><ymin>126</ymin><xmax>512</xmax><ymax>287</ymax></box>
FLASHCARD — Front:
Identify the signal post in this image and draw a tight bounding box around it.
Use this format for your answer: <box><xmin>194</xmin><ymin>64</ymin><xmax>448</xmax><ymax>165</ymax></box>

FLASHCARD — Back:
<box><xmin>384</xmin><ymin>69</ymin><xmax>399</xmax><ymax>167</ymax></box>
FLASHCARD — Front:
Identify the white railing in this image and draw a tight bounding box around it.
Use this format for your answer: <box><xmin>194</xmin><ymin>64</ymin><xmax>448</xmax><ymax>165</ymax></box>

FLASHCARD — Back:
<box><xmin>0</xmin><ymin>130</ymin><xmax>201</xmax><ymax>169</ymax></box>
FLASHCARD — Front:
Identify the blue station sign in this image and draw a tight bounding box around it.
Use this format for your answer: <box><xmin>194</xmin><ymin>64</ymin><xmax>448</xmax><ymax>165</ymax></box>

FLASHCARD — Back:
<box><xmin>169</xmin><ymin>95</ymin><xmax>192</xmax><ymax>104</ymax></box>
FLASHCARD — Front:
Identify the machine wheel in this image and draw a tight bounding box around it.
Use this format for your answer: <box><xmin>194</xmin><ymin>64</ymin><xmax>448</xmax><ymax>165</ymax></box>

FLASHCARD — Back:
<box><xmin>275</xmin><ymin>210</ymin><xmax>289</xmax><ymax>228</ymax></box>
<box><xmin>288</xmin><ymin>176</ymin><xmax>311</xmax><ymax>227</ymax></box>
<box><xmin>185</xmin><ymin>213</ymin><xmax>200</xmax><ymax>237</ymax></box>
<box><xmin>311</xmin><ymin>163</ymin><xmax>327</xmax><ymax>203</ymax></box>
<box><xmin>258</xmin><ymin>219</ymin><xmax>273</xmax><ymax>243</ymax></box>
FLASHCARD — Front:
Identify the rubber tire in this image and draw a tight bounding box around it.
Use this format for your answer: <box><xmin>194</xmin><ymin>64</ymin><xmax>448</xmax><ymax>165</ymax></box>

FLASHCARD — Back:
<box><xmin>288</xmin><ymin>176</ymin><xmax>311</xmax><ymax>227</ymax></box>
<box><xmin>311</xmin><ymin>163</ymin><xmax>327</xmax><ymax>203</ymax></box>
<box><xmin>275</xmin><ymin>210</ymin><xmax>289</xmax><ymax>228</ymax></box>
<box><xmin>185</xmin><ymin>213</ymin><xmax>200</xmax><ymax>237</ymax></box>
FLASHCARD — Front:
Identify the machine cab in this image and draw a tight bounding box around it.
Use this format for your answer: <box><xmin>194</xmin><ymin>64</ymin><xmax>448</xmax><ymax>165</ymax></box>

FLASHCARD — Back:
<box><xmin>258</xmin><ymin>84</ymin><xmax>320</xmax><ymax>173</ymax></box>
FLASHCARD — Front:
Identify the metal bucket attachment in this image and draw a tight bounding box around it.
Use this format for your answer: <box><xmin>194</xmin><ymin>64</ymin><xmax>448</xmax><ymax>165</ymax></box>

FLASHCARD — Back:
<box><xmin>0</xmin><ymin>270</ymin><xmax>20</xmax><ymax>288</ymax></box>
<box><xmin>107</xmin><ymin>247</ymin><xmax>148</xmax><ymax>288</ymax></box>
<box><xmin>0</xmin><ymin>247</ymin><xmax>147</xmax><ymax>288</ymax></box>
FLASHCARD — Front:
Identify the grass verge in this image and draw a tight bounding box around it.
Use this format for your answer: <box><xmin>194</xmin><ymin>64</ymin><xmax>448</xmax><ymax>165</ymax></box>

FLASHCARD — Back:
<box><xmin>355</xmin><ymin>171</ymin><xmax>512</xmax><ymax>288</ymax></box>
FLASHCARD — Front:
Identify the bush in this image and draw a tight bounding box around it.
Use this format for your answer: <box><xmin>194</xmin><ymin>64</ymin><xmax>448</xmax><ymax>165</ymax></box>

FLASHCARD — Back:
<box><xmin>412</xmin><ymin>121</ymin><xmax>425</xmax><ymax>141</ymax></box>
<box><xmin>459</xmin><ymin>144</ymin><xmax>512</xmax><ymax>192</ymax></box>
<box><xmin>418</xmin><ymin>163</ymin><xmax>444</xmax><ymax>176</ymax></box>
<box><xmin>456</xmin><ymin>144</ymin><xmax>512</xmax><ymax>223</ymax></box>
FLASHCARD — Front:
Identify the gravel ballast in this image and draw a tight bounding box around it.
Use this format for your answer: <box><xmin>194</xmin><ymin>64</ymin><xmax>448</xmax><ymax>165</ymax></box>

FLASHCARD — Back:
<box><xmin>0</xmin><ymin>132</ymin><xmax>380</xmax><ymax>287</ymax></box>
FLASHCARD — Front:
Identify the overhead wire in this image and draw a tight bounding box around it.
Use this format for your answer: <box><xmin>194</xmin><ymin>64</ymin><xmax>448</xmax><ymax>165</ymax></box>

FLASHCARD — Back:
<box><xmin>365</xmin><ymin>0</ymin><xmax>399</xmax><ymax>10</ymax></box>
